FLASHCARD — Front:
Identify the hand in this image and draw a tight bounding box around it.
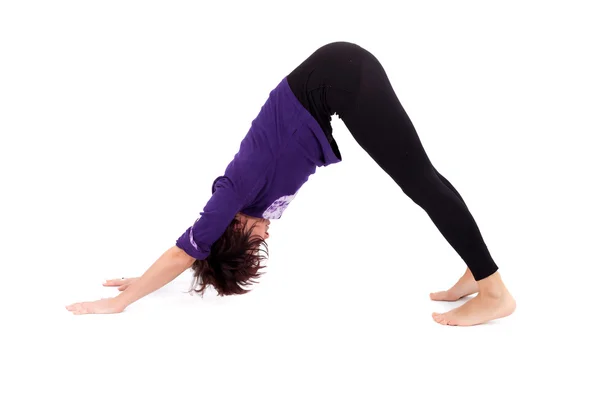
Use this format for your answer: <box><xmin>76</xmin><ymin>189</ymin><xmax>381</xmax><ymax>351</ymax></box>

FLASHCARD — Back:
<box><xmin>65</xmin><ymin>297</ymin><xmax>125</xmax><ymax>315</ymax></box>
<box><xmin>102</xmin><ymin>277</ymin><xmax>139</xmax><ymax>291</ymax></box>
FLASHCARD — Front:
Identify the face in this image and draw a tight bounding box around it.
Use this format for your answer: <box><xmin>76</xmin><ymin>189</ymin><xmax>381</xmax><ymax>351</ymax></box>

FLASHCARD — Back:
<box><xmin>237</xmin><ymin>213</ymin><xmax>270</xmax><ymax>240</ymax></box>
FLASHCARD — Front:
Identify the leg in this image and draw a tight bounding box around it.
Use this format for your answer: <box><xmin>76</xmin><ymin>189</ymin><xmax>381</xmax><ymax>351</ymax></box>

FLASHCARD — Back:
<box><xmin>434</xmin><ymin>167</ymin><xmax>466</xmax><ymax>206</ymax></box>
<box><xmin>334</xmin><ymin>45</ymin><xmax>499</xmax><ymax>282</ymax></box>
<box><xmin>428</xmin><ymin>168</ymin><xmax>481</xmax><ymax>300</ymax></box>
<box><xmin>430</xmin><ymin>167</ymin><xmax>479</xmax><ymax>301</ymax></box>
<box><xmin>323</xmin><ymin>43</ymin><xmax>515</xmax><ymax>325</ymax></box>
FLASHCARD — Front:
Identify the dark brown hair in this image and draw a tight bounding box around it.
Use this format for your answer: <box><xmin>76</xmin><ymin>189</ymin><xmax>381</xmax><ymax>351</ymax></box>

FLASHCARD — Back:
<box><xmin>188</xmin><ymin>216</ymin><xmax>268</xmax><ymax>296</ymax></box>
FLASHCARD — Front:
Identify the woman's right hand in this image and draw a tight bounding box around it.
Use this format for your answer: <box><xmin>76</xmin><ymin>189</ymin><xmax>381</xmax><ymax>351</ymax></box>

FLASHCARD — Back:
<box><xmin>103</xmin><ymin>277</ymin><xmax>139</xmax><ymax>291</ymax></box>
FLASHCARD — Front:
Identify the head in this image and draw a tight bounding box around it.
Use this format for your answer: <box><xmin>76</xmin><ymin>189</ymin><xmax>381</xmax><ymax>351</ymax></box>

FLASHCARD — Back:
<box><xmin>188</xmin><ymin>213</ymin><xmax>270</xmax><ymax>297</ymax></box>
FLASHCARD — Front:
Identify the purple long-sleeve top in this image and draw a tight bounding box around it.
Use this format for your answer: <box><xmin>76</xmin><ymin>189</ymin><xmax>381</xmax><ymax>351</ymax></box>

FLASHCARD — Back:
<box><xmin>175</xmin><ymin>76</ymin><xmax>341</xmax><ymax>260</ymax></box>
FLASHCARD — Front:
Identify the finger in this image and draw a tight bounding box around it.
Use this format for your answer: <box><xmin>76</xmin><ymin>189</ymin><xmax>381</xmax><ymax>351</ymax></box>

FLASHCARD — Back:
<box><xmin>118</xmin><ymin>283</ymin><xmax>130</xmax><ymax>291</ymax></box>
<box><xmin>103</xmin><ymin>278</ymin><xmax>130</xmax><ymax>286</ymax></box>
<box><xmin>80</xmin><ymin>303</ymin><xmax>93</xmax><ymax>314</ymax></box>
<box><xmin>103</xmin><ymin>278</ymin><xmax>124</xmax><ymax>286</ymax></box>
<box><xmin>70</xmin><ymin>304</ymin><xmax>85</xmax><ymax>315</ymax></box>
<box><xmin>66</xmin><ymin>303</ymin><xmax>84</xmax><ymax>311</ymax></box>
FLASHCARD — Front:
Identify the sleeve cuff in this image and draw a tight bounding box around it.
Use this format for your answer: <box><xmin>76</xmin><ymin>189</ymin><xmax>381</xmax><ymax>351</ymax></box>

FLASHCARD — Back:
<box><xmin>175</xmin><ymin>226</ymin><xmax>210</xmax><ymax>260</ymax></box>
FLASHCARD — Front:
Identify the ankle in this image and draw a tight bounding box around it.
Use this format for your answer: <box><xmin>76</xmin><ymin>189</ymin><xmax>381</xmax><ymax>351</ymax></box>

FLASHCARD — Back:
<box><xmin>462</xmin><ymin>268</ymin><xmax>475</xmax><ymax>280</ymax></box>
<box><xmin>476</xmin><ymin>272</ymin><xmax>507</xmax><ymax>298</ymax></box>
<box><xmin>479</xmin><ymin>288</ymin><xmax>504</xmax><ymax>299</ymax></box>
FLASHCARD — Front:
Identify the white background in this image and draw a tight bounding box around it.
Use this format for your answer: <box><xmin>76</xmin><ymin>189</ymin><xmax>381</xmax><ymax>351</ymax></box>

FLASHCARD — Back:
<box><xmin>1</xmin><ymin>1</ymin><xmax>599</xmax><ymax>399</ymax></box>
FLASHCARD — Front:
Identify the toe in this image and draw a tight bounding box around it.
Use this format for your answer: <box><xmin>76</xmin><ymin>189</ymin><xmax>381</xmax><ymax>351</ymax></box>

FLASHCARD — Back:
<box><xmin>432</xmin><ymin>312</ymin><xmax>449</xmax><ymax>325</ymax></box>
<box><xmin>430</xmin><ymin>291</ymin><xmax>446</xmax><ymax>300</ymax></box>
<box><xmin>431</xmin><ymin>290</ymin><xmax>460</xmax><ymax>301</ymax></box>
<box><xmin>447</xmin><ymin>318</ymin><xmax>461</xmax><ymax>326</ymax></box>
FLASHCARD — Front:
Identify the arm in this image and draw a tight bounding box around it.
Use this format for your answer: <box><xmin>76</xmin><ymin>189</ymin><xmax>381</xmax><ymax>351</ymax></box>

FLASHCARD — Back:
<box><xmin>114</xmin><ymin>245</ymin><xmax>195</xmax><ymax>308</ymax></box>
<box><xmin>65</xmin><ymin>245</ymin><xmax>195</xmax><ymax>315</ymax></box>
<box><xmin>66</xmin><ymin>175</ymin><xmax>250</xmax><ymax>316</ymax></box>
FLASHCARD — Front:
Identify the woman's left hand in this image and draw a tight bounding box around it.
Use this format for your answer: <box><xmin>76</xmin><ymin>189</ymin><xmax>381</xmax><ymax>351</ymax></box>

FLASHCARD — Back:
<box><xmin>65</xmin><ymin>297</ymin><xmax>125</xmax><ymax>315</ymax></box>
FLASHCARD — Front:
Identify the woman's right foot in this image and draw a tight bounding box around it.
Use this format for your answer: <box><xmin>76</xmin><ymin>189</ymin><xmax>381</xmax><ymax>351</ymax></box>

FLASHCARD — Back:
<box><xmin>432</xmin><ymin>271</ymin><xmax>516</xmax><ymax>326</ymax></box>
<box><xmin>430</xmin><ymin>268</ymin><xmax>478</xmax><ymax>301</ymax></box>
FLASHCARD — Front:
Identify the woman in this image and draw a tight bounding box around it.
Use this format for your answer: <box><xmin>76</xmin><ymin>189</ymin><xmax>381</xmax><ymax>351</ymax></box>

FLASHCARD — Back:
<box><xmin>66</xmin><ymin>42</ymin><xmax>516</xmax><ymax>326</ymax></box>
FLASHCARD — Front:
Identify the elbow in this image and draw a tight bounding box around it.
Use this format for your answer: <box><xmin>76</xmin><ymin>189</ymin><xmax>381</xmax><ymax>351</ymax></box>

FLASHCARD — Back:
<box><xmin>172</xmin><ymin>245</ymin><xmax>197</xmax><ymax>268</ymax></box>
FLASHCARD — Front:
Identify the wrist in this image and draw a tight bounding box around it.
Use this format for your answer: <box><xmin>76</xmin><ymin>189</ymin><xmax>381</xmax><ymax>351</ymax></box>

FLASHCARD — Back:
<box><xmin>113</xmin><ymin>292</ymin><xmax>132</xmax><ymax>310</ymax></box>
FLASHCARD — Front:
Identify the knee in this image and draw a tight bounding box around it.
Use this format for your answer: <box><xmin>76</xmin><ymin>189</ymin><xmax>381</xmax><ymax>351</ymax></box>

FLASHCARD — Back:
<box><xmin>397</xmin><ymin>172</ymin><xmax>439</xmax><ymax>205</ymax></box>
<box><xmin>399</xmin><ymin>181</ymin><xmax>426</xmax><ymax>203</ymax></box>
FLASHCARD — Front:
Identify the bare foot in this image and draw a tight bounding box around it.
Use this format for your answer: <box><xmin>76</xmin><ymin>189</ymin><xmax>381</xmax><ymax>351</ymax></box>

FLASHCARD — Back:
<box><xmin>432</xmin><ymin>271</ymin><xmax>516</xmax><ymax>326</ymax></box>
<box><xmin>430</xmin><ymin>268</ymin><xmax>478</xmax><ymax>301</ymax></box>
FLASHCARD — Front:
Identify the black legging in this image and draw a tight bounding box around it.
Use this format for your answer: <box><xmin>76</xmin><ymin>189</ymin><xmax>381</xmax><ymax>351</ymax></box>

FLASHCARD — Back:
<box><xmin>286</xmin><ymin>41</ymin><xmax>498</xmax><ymax>281</ymax></box>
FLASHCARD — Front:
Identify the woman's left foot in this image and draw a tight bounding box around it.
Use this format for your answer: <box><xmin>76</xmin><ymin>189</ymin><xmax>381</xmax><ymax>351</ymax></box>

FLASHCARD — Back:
<box><xmin>432</xmin><ymin>271</ymin><xmax>516</xmax><ymax>326</ymax></box>
<box><xmin>430</xmin><ymin>267</ymin><xmax>478</xmax><ymax>301</ymax></box>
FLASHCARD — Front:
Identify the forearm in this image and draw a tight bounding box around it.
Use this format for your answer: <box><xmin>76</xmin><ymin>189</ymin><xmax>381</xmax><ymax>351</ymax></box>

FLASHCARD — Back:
<box><xmin>115</xmin><ymin>245</ymin><xmax>196</xmax><ymax>308</ymax></box>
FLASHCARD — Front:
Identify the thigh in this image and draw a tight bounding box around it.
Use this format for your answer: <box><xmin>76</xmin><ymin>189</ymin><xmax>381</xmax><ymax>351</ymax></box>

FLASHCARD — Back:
<box><xmin>286</xmin><ymin>41</ymin><xmax>370</xmax><ymax>159</ymax></box>
<box><xmin>336</xmin><ymin>47</ymin><xmax>436</xmax><ymax>186</ymax></box>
